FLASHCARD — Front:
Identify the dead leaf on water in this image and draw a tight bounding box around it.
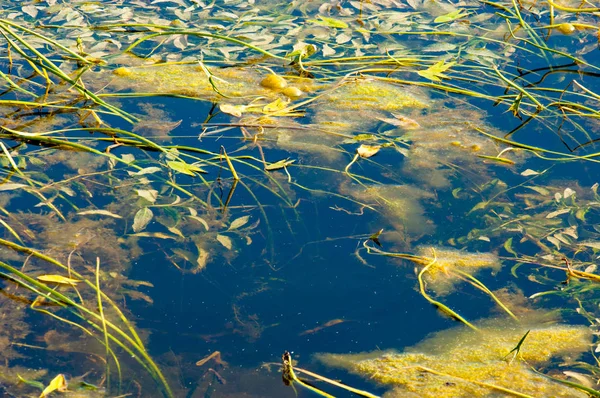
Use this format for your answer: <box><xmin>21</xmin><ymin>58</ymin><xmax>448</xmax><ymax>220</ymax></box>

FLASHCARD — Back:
<box><xmin>40</xmin><ymin>374</ymin><xmax>67</xmax><ymax>397</ymax></box>
<box><xmin>357</xmin><ymin>144</ymin><xmax>381</xmax><ymax>158</ymax></box>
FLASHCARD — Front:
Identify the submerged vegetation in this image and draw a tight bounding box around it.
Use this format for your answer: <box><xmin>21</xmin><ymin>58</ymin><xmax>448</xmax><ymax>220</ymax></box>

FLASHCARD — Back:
<box><xmin>1</xmin><ymin>0</ymin><xmax>600</xmax><ymax>396</ymax></box>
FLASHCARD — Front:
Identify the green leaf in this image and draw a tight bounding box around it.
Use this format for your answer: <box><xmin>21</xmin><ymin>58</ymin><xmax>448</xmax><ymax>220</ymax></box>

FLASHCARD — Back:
<box><xmin>17</xmin><ymin>374</ymin><xmax>44</xmax><ymax>390</ymax></box>
<box><xmin>434</xmin><ymin>9</ymin><xmax>469</xmax><ymax>23</ymax></box>
<box><xmin>265</xmin><ymin>158</ymin><xmax>295</xmax><ymax>171</ymax></box>
<box><xmin>167</xmin><ymin>161</ymin><xmax>207</xmax><ymax>176</ymax></box>
<box><xmin>417</xmin><ymin>60</ymin><xmax>456</xmax><ymax>82</ymax></box>
<box><xmin>308</xmin><ymin>15</ymin><xmax>348</xmax><ymax>29</ymax></box>
<box><xmin>133</xmin><ymin>207</ymin><xmax>153</xmax><ymax>232</ymax></box>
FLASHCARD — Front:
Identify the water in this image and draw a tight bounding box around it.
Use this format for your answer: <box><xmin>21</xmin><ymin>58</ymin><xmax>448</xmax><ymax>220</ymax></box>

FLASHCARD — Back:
<box><xmin>1</xmin><ymin>1</ymin><xmax>600</xmax><ymax>397</ymax></box>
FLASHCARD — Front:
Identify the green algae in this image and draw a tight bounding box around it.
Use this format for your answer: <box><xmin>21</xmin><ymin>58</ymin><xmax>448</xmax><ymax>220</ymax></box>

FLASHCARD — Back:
<box><xmin>318</xmin><ymin>320</ymin><xmax>592</xmax><ymax>397</ymax></box>
<box><xmin>415</xmin><ymin>246</ymin><xmax>501</xmax><ymax>295</ymax></box>
<box><xmin>111</xmin><ymin>65</ymin><xmax>281</xmax><ymax>102</ymax></box>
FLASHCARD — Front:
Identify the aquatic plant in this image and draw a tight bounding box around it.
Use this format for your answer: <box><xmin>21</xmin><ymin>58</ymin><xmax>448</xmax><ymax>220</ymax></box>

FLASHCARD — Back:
<box><xmin>317</xmin><ymin>319</ymin><xmax>593</xmax><ymax>397</ymax></box>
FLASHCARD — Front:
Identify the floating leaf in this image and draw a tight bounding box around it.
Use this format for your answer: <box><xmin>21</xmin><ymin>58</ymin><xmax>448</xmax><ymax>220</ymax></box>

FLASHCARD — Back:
<box><xmin>37</xmin><ymin>275</ymin><xmax>81</xmax><ymax>286</ymax></box>
<box><xmin>357</xmin><ymin>144</ymin><xmax>381</xmax><ymax>158</ymax></box>
<box><xmin>167</xmin><ymin>161</ymin><xmax>207</xmax><ymax>176</ymax></box>
<box><xmin>308</xmin><ymin>15</ymin><xmax>348</xmax><ymax>29</ymax></box>
<box><xmin>417</xmin><ymin>60</ymin><xmax>456</xmax><ymax>82</ymax></box>
<box><xmin>219</xmin><ymin>103</ymin><xmax>245</xmax><ymax>117</ymax></box>
<box><xmin>216</xmin><ymin>234</ymin><xmax>233</xmax><ymax>250</ymax></box>
<box><xmin>265</xmin><ymin>158</ymin><xmax>295</xmax><ymax>171</ymax></box>
<box><xmin>434</xmin><ymin>9</ymin><xmax>469</xmax><ymax>23</ymax></box>
<box><xmin>136</xmin><ymin>189</ymin><xmax>158</xmax><ymax>203</ymax></box>
<box><xmin>40</xmin><ymin>374</ymin><xmax>68</xmax><ymax>397</ymax></box>
<box><xmin>520</xmin><ymin>169</ymin><xmax>539</xmax><ymax>176</ymax></box>
<box><xmin>228</xmin><ymin>215</ymin><xmax>250</xmax><ymax>230</ymax></box>
<box><xmin>133</xmin><ymin>207</ymin><xmax>154</xmax><ymax>232</ymax></box>
<box><xmin>77</xmin><ymin>210</ymin><xmax>123</xmax><ymax>219</ymax></box>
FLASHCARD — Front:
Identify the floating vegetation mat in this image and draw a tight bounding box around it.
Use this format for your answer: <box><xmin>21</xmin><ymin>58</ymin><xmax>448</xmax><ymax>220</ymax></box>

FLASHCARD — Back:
<box><xmin>318</xmin><ymin>320</ymin><xmax>592</xmax><ymax>397</ymax></box>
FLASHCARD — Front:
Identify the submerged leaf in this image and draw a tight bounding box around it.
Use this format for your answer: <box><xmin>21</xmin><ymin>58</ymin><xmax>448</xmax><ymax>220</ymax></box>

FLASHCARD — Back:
<box><xmin>308</xmin><ymin>15</ymin><xmax>348</xmax><ymax>29</ymax></box>
<box><xmin>417</xmin><ymin>60</ymin><xmax>456</xmax><ymax>82</ymax></box>
<box><xmin>434</xmin><ymin>9</ymin><xmax>469</xmax><ymax>23</ymax></box>
<box><xmin>216</xmin><ymin>234</ymin><xmax>233</xmax><ymax>250</ymax></box>
<box><xmin>77</xmin><ymin>210</ymin><xmax>123</xmax><ymax>218</ymax></box>
<box><xmin>228</xmin><ymin>215</ymin><xmax>250</xmax><ymax>230</ymax></box>
<box><xmin>136</xmin><ymin>189</ymin><xmax>159</xmax><ymax>203</ymax></box>
<box><xmin>0</xmin><ymin>183</ymin><xmax>28</xmax><ymax>191</ymax></box>
<box><xmin>37</xmin><ymin>275</ymin><xmax>81</xmax><ymax>286</ymax></box>
<box><xmin>265</xmin><ymin>158</ymin><xmax>295</xmax><ymax>171</ymax></box>
<box><xmin>546</xmin><ymin>208</ymin><xmax>570</xmax><ymax>219</ymax></box>
<box><xmin>133</xmin><ymin>207</ymin><xmax>154</xmax><ymax>232</ymax></box>
<box><xmin>167</xmin><ymin>160</ymin><xmax>207</xmax><ymax>176</ymax></box>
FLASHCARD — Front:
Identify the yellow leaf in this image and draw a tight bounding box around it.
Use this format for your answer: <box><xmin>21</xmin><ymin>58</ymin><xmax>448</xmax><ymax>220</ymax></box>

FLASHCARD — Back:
<box><xmin>40</xmin><ymin>374</ymin><xmax>67</xmax><ymax>397</ymax></box>
<box><xmin>357</xmin><ymin>144</ymin><xmax>381</xmax><ymax>158</ymax></box>
<box><xmin>434</xmin><ymin>9</ymin><xmax>469</xmax><ymax>23</ymax></box>
<box><xmin>308</xmin><ymin>15</ymin><xmax>348</xmax><ymax>29</ymax></box>
<box><xmin>417</xmin><ymin>60</ymin><xmax>456</xmax><ymax>82</ymax></box>
<box><xmin>167</xmin><ymin>161</ymin><xmax>207</xmax><ymax>176</ymax></box>
<box><xmin>219</xmin><ymin>103</ymin><xmax>245</xmax><ymax>117</ymax></box>
<box><xmin>263</xmin><ymin>98</ymin><xmax>289</xmax><ymax>113</ymax></box>
<box><xmin>37</xmin><ymin>275</ymin><xmax>81</xmax><ymax>286</ymax></box>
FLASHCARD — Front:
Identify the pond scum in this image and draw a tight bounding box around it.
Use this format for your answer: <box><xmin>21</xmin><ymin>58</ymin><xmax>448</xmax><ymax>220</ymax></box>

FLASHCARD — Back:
<box><xmin>1</xmin><ymin>0</ymin><xmax>600</xmax><ymax>396</ymax></box>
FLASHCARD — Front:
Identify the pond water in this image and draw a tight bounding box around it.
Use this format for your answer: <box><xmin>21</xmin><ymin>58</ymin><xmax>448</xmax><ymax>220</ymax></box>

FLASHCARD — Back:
<box><xmin>1</xmin><ymin>0</ymin><xmax>600</xmax><ymax>397</ymax></box>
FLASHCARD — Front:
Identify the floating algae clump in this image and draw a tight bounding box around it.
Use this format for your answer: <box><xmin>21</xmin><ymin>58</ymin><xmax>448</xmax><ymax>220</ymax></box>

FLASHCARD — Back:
<box><xmin>111</xmin><ymin>65</ymin><xmax>279</xmax><ymax>101</ymax></box>
<box><xmin>325</xmin><ymin>80</ymin><xmax>427</xmax><ymax>112</ymax></box>
<box><xmin>311</xmin><ymin>79</ymin><xmax>428</xmax><ymax>134</ymax></box>
<box><xmin>416</xmin><ymin>246</ymin><xmax>501</xmax><ymax>295</ymax></box>
<box><xmin>318</xmin><ymin>320</ymin><xmax>592</xmax><ymax>397</ymax></box>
